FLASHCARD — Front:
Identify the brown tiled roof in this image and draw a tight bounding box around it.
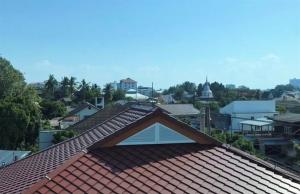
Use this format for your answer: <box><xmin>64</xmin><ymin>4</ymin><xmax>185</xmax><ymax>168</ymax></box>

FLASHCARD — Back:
<box><xmin>0</xmin><ymin>106</ymin><xmax>155</xmax><ymax>194</ymax></box>
<box><xmin>1</xmin><ymin>105</ymin><xmax>300</xmax><ymax>194</ymax></box>
<box><xmin>26</xmin><ymin>144</ymin><xmax>300</xmax><ymax>194</ymax></box>
<box><xmin>120</xmin><ymin>78</ymin><xmax>137</xmax><ymax>83</ymax></box>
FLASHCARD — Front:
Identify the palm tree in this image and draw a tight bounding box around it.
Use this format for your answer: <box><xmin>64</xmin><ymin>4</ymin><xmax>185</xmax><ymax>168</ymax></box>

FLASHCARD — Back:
<box><xmin>44</xmin><ymin>74</ymin><xmax>58</xmax><ymax>98</ymax></box>
<box><xmin>69</xmin><ymin>76</ymin><xmax>77</xmax><ymax>96</ymax></box>
<box><xmin>60</xmin><ymin>77</ymin><xmax>70</xmax><ymax>97</ymax></box>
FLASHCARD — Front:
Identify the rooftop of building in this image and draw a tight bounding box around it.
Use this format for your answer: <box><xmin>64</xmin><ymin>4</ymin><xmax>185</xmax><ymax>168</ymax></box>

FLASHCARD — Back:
<box><xmin>1</xmin><ymin>104</ymin><xmax>300</xmax><ymax>194</ymax></box>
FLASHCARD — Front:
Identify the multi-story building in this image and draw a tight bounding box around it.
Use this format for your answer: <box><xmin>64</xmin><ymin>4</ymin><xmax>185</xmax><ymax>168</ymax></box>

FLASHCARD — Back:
<box><xmin>119</xmin><ymin>78</ymin><xmax>137</xmax><ymax>91</ymax></box>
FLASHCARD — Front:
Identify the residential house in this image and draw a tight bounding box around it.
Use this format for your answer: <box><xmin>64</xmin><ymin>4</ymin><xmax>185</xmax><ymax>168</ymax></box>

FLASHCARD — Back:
<box><xmin>1</xmin><ymin>105</ymin><xmax>300</xmax><ymax>193</ymax></box>
<box><xmin>220</xmin><ymin>100</ymin><xmax>277</xmax><ymax>132</ymax></box>
<box><xmin>252</xmin><ymin>113</ymin><xmax>300</xmax><ymax>156</ymax></box>
<box><xmin>157</xmin><ymin>104</ymin><xmax>202</xmax><ymax>129</ymax></box>
<box><xmin>119</xmin><ymin>78</ymin><xmax>137</xmax><ymax>91</ymax></box>
<box><xmin>60</xmin><ymin>102</ymin><xmax>99</xmax><ymax>129</ymax></box>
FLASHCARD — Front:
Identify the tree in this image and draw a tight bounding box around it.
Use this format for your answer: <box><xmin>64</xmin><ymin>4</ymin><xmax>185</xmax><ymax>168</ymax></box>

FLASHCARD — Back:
<box><xmin>0</xmin><ymin>87</ymin><xmax>41</xmax><ymax>149</ymax></box>
<box><xmin>276</xmin><ymin>105</ymin><xmax>287</xmax><ymax>114</ymax></box>
<box><xmin>271</xmin><ymin>84</ymin><xmax>294</xmax><ymax>98</ymax></box>
<box><xmin>60</xmin><ymin>77</ymin><xmax>70</xmax><ymax>97</ymax></box>
<box><xmin>76</xmin><ymin>79</ymin><xmax>90</xmax><ymax>101</ymax></box>
<box><xmin>0</xmin><ymin>57</ymin><xmax>25</xmax><ymax>98</ymax></box>
<box><xmin>181</xmin><ymin>81</ymin><xmax>196</xmax><ymax>94</ymax></box>
<box><xmin>197</xmin><ymin>83</ymin><xmax>203</xmax><ymax>96</ymax></box>
<box><xmin>104</xmin><ymin>84</ymin><xmax>113</xmax><ymax>103</ymax></box>
<box><xmin>44</xmin><ymin>74</ymin><xmax>58</xmax><ymax>99</ymax></box>
<box><xmin>112</xmin><ymin>89</ymin><xmax>125</xmax><ymax>101</ymax></box>
<box><xmin>0</xmin><ymin>57</ymin><xmax>41</xmax><ymax>149</ymax></box>
<box><xmin>40</xmin><ymin>100</ymin><xmax>66</xmax><ymax>119</ymax></box>
<box><xmin>52</xmin><ymin>130</ymin><xmax>77</xmax><ymax>144</ymax></box>
<box><xmin>69</xmin><ymin>76</ymin><xmax>77</xmax><ymax>95</ymax></box>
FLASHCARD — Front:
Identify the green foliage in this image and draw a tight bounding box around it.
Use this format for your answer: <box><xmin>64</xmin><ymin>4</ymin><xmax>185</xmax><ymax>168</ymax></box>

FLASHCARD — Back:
<box><xmin>52</xmin><ymin>130</ymin><xmax>78</xmax><ymax>144</ymax></box>
<box><xmin>112</xmin><ymin>89</ymin><xmax>125</xmax><ymax>101</ymax></box>
<box><xmin>40</xmin><ymin>100</ymin><xmax>66</xmax><ymax>119</ymax></box>
<box><xmin>0</xmin><ymin>57</ymin><xmax>25</xmax><ymax>98</ymax></box>
<box><xmin>194</xmin><ymin>101</ymin><xmax>220</xmax><ymax>112</ymax></box>
<box><xmin>276</xmin><ymin>105</ymin><xmax>287</xmax><ymax>114</ymax></box>
<box><xmin>295</xmin><ymin>144</ymin><xmax>300</xmax><ymax>160</ymax></box>
<box><xmin>104</xmin><ymin>83</ymin><xmax>113</xmax><ymax>103</ymax></box>
<box><xmin>211</xmin><ymin>130</ymin><xmax>256</xmax><ymax>154</ymax></box>
<box><xmin>271</xmin><ymin>84</ymin><xmax>295</xmax><ymax>98</ymax></box>
<box><xmin>44</xmin><ymin>74</ymin><xmax>58</xmax><ymax>99</ymax></box>
<box><xmin>0</xmin><ymin>57</ymin><xmax>41</xmax><ymax>150</ymax></box>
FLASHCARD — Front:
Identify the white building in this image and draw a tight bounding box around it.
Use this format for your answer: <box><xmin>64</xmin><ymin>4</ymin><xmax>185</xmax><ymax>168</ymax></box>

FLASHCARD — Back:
<box><xmin>220</xmin><ymin>100</ymin><xmax>277</xmax><ymax>131</ymax></box>
<box><xmin>125</xmin><ymin>89</ymin><xmax>149</xmax><ymax>101</ymax></box>
<box><xmin>119</xmin><ymin>78</ymin><xmax>137</xmax><ymax>91</ymax></box>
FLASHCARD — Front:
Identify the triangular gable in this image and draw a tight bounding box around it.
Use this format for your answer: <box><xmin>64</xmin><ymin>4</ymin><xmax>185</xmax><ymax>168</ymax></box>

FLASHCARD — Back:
<box><xmin>118</xmin><ymin>122</ymin><xmax>195</xmax><ymax>145</ymax></box>
<box><xmin>89</xmin><ymin>108</ymin><xmax>220</xmax><ymax>148</ymax></box>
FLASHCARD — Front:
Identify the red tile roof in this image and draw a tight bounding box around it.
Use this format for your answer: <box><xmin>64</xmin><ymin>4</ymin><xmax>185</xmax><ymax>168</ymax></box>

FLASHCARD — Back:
<box><xmin>26</xmin><ymin>144</ymin><xmax>300</xmax><ymax>194</ymax></box>
<box><xmin>0</xmin><ymin>106</ymin><xmax>155</xmax><ymax>194</ymax></box>
<box><xmin>1</xmin><ymin>105</ymin><xmax>300</xmax><ymax>194</ymax></box>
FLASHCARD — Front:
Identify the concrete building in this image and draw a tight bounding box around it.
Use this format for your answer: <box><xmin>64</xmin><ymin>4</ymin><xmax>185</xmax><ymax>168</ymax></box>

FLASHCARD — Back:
<box><xmin>220</xmin><ymin>100</ymin><xmax>277</xmax><ymax>131</ymax></box>
<box><xmin>119</xmin><ymin>78</ymin><xmax>137</xmax><ymax>91</ymax></box>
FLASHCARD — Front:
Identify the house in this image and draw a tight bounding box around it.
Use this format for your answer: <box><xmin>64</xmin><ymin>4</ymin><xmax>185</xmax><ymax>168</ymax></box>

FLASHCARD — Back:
<box><xmin>119</xmin><ymin>78</ymin><xmax>137</xmax><ymax>91</ymax></box>
<box><xmin>270</xmin><ymin>113</ymin><xmax>300</xmax><ymax>137</ymax></box>
<box><xmin>60</xmin><ymin>102</ymin><xmax>100</xmax><ymax>129</ymax></box>
<box><xmin>1</xmin><ymin>105</ymin><xmax>300</xmax><ymax>194</ymax></box>
<box><xmin>0</xmin><ymin>150</ymin><xmax>31</xmax><ymax>167</ymax></box>
<box><xmin>157</xmin><ymin>104</ymin><xmax>202</xmax><ymax>129</ymax></box>
<box><xmin>220</xmin><ymin>100</ymin><xmax>277</xmax><ymax>131</ymax></box>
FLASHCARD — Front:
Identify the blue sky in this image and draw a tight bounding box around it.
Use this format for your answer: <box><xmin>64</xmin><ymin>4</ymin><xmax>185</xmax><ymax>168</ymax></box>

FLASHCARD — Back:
<box><xmin>0</xmin><ymin>0</ymin><xmax>299</xmax><ymax>89</ymax></box>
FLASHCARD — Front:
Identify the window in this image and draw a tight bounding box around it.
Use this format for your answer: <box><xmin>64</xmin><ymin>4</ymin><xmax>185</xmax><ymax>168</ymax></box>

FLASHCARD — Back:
<box><xmin>118</xmin><ymin>122</ymin><xmax>194</xmax><ymax>145</ymax></box>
